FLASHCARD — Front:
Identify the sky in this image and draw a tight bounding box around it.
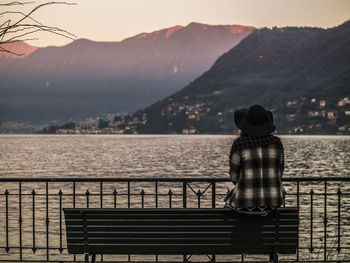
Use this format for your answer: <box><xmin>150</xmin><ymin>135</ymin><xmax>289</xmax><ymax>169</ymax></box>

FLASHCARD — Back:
<box><xmin>3</xmin><ymin>0</ymin><xmax>350</xmax><ymax>47</ymax></box>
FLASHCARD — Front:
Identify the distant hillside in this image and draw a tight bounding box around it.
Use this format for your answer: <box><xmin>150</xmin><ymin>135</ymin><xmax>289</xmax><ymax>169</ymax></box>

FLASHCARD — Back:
<box><xmin>0</xmin><ymin>22</ymin><xmax>254</xmax><ymax>131</ymax></box>
<box><xmin>113</xmin><ymin>21</ymin><xmax>350</xmax><ymax>134</ymax></box>
<box><xmin>0</xmin><ymin>41</ymin><xmax>37</xmax><ymax>58</ymax></box>
<box><xmin>0</xmin><ymin>41</ymin><xmax>37</xmax><ymax>69</ymax></box>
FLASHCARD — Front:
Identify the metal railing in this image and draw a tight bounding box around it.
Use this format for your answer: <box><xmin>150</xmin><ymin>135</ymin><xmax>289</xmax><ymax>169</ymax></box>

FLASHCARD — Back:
<box><xmin>0</xmin><ymin>177</ymin><xmax>349</xmax><ymax>263</ymax></box>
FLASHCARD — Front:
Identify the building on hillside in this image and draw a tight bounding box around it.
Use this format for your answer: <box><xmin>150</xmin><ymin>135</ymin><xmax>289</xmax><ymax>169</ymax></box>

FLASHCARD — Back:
<box><xmin>338</xmin><ymin>97</ymin><xmax>350</xmax><ymax>107</ymax></box>
<box><xmin>308</xmin><ymin>111</ymin><xmax>319</xmax><ymax>117</ymax></box>
<box><xmin>182</xmin><ymin>127</ymin><xmax>197</xmax><ymax>134</ymax></box>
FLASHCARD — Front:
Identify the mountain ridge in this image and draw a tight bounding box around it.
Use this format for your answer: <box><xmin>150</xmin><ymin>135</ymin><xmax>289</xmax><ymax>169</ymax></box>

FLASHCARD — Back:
<box><xmin>0</xmin><ymin>22</ymin><xmax>255</xmax><ymax>131</ymax></box>
<box><xmin>0</xmin><ymin>41</ymin><xmax>38</xmax><ymax>70</ymax></box>
<box><xmin>119</xmin><ymin>21</ymin><xmax>350</xmax><ymax>134</ymax></box>
<box><xmin>0</xmin><ymin>41</ymin><xmax>37</xmax><ymax>58</ymax></box>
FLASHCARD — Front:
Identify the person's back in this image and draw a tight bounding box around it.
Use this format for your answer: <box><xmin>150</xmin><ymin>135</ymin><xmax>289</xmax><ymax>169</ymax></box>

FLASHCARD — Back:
<box><xmin>225</xmin><ymin>105</ymin><xmax>286</xmax><ymax>214</ymax></box>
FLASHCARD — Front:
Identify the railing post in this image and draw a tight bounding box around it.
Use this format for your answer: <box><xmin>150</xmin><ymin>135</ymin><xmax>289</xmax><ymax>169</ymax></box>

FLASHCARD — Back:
<box><xmin>168</xmin><ymin>189</ymin><xmax>173</xmax><ymax>208</ymax></box>
<box><xmin>141</xmin><ymin>189</ymin><xmax>145</xmax><ymax>208</ymax></box>
<box><xmin>197</xmin><ymin>189</ymin><xmax>202</xmax><ymax>208</ymax></box>
<box><xmin>32</xmin><ymin>189</ymin><xmax>36</xmax><ymax>253</ymax></box>
<box><xmin>297</xmin><ymin>181</ymin><xmax>300</xmax><ymax>208</ymax></box>
<box><xmin>113</xmin><ymin>189</ymin><xmax>117</xmax><ymax>208</ymax></box>
<box><xmin>296</xmin><ymin>180</ymin><xmax>299</xmax><ymax>262</ymax></box>
<box><xmin>19</xmin><ymin>182</ymin><xmax>23</xmax><ymax>261</ymax></box>
<box><xmin>310</xmin><ymin>189</ymin><xmax>314</xmax><ymax>253</ymax></box>
<box><xmin>5</xmin><ymin>189</ymin><xmax>9</xmax><ymax>253</ymax></box>
<box><xmin>100</xmin><ymin>181</ymin><xmax>103</xmax><ymax>208</ymax></box>
<box><xmin>46</xmin><ymin>181</ymin><xmax>50</xmax><ymax>262</ymax></box>
<box><xmin>59</xmin><ymin>189</ymin><xmax>63</xmax><ymax>253</ymax></box>
<box><xmin>72</xmin><ymin>181</ymin><xmax>76</xmax><ymax>262</ymax></box>
<box><xmin>73</xmin><ymin>181</ymin><xmax>76</xmax><ymax>208</ymax></box>
<box><xmin>183</xmin><ymin>182</ymin><xmax>187</xmax><ymax>208</ymax></box>
<box><xmin>337</xmin><ymin>188</ymin><xmax>341</xmax><ymax>253</ymax></box>
<box><xmin>155</xmin><ymin>181</ymin><xmax>158</xmax><ymax>208</ymax></box>
<box><xmin>211</xmin><ymin>182</ymin><xmax>216</xmax><ymax>208</ymax></box>
<box><xmin>100</xmin><ymin>181</ymin><xmax>104</xmax><ymax>262</ymax></box>
<box><xmin>86</xmin><ymin>190</ymin><xmax>90</xmax><ymax>208</ymax></box>
<box><xmin>128</xmin><ymin>181</ymin><xmax>130</xmax><ymax>208</ymax></box>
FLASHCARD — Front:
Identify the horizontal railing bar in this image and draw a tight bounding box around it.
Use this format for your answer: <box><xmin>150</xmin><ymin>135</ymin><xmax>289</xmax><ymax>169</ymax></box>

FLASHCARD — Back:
<box><xmin>0</xmin><ymin>193</ymin><xmax>201</xmax><ymax>196</ymax></box>
<box><xmin>0</xmin><ymin>262</ymin><xmax>303</xmax><ymax>263</ymax></box>
<box><xmin>0</xmin><ymin>259</ymin><xmax>349</xmax><ymax>263</ymax></box>
<box><xmin>2</xmin><ymin>245</ymin><xmax>350</xmax><ymax>250</ymax></box>
<box><xmin>0</xmin><ymin>262</ymin><xmax>299</xmax><ymax>263</ymax></box>
<box><xmin>0</xmin><ymin>178</ymin><xmax>227</xmax><ymax>182</ymax></box>
<box><xmin>0</xmin><ymin>261</ymin><xmax>305</xmax><ymax>263</ymax></box>
<box><xmin>0</xmin><ymin>246</ymin><xmax>69</xmax><ymax>250</ymax></box>
<box><xmin>1</xmin><ymin>262</ymin><xmax>350</xmax><ymax>263</ymax></box>
<box><xmin>1</xmin><ymin>192</ymin><xmax>350</xmax><ymax>196</ymax></box>
<box><xmin>0</xmin><ymin>177</ymin><xmax>349</xmax><ymax>182</ymax></box>
<box><xmin>1</xmin><ymin>192</ymin><xmax>349</xmax><ymax>197</ymax></box>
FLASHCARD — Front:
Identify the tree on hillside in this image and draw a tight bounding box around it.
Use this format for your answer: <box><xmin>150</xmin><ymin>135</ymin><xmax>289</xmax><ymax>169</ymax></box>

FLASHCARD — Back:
<box><xmin>0</xmin><ymin>1</ymin><xmax>76</xmax><ymax>56</ymax></box>
<box><xmin>98</xmin><ymin>119</ymin><xmax>109</xmax><ymax>129</ymax></box>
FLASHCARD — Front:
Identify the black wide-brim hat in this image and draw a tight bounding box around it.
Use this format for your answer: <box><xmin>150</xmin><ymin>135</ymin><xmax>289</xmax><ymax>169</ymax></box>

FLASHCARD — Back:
<box><xmin>234</xmin><ymin>105</ymin><xmax>276</xmax><ymax>137</ymax></box>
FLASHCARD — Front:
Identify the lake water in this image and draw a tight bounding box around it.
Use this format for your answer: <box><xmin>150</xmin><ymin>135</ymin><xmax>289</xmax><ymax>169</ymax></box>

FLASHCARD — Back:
<box><xmin>0</xmin><ymin>135</ymin><xmax>349</xmax><ymax>262</ymax></box>
<box><xmin>0</xmin><ymin>134</ymin><xmax>349</xmax><ymax>178</ymax></box>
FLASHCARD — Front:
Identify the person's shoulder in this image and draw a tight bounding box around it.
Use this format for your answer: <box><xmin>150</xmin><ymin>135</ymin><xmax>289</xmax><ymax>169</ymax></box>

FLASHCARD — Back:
<box><xmin>233</xmin><ymin>136</ymin><xmax>242</xmax><ymax>143</ymax></box>
<box><xmin>230</xmin><ymin>136</ymin><xmax>244</xmax><ymax>153</ymax></box>
<box><xmin>270</xmin><ymin>135</ymin><xmax>284</xmax><ymax>150</ymax></box>
<box><xmin>232</xmin><ymin>136</ymin><xmax>246</xmax><ymax>147</ymax></box>
<box><xmin>270</xmin><ymin>135</ymin><xmax>282</xmax><ymax>142</ymax></box>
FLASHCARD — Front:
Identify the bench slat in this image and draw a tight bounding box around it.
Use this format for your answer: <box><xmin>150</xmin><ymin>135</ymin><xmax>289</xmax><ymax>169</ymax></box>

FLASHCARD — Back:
<box><xmin>66</xmin><ymin>244</ymin><xmax>298</xmax><ymax>255</ymax></box>
<box><xmin>66</xmin><ymin>225</ymin><xmax>299</xmax><ymax>233</ymax></box>
<box><xmin>66</xmin><ymin>231</ymin><xmax>298</xmax><ymax>238</ymax></box>
<box><xmin>65</xmin><ymin>219</ymin><xmax>298</xmax><ymax>225</ymax></box>
<box><xmin>66</xmin><ymin>238</ymin><xmax>298</xmax><ymax>246</ymax></box>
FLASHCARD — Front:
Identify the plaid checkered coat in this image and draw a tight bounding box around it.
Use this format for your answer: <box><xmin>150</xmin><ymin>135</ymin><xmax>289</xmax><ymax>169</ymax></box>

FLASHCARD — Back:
<box><xmin>228</xmin><ymin>135</ymin><xmax>285</xmax><ymax>209</ymax></box>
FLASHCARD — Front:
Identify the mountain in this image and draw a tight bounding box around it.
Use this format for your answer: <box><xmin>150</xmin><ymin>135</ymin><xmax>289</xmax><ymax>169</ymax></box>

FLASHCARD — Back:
<box><xmin>0</xmin><ymin>23</ymin><xmax>254</xmax><ymax>130</ymax></box>
<box><xmin>0</xmin><ymin>41</ymin><xmax>37</xmax><ymax>58</ymax></box>
<box><xmin>122</xmin><ymin>21</ymin><xmax>350</xmax><ymax>134</ymax></box>
<box><xmin>0</xmin><ymin>41</ymin><xmax>37</xmax><ymax>69</ymax></box>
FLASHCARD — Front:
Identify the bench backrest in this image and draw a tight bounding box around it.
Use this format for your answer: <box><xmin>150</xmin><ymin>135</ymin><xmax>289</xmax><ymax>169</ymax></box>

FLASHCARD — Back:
<box><xmin>63</xmin><ymin>208</ymin><xmax>299</xmax><ymax>255</ymax></box>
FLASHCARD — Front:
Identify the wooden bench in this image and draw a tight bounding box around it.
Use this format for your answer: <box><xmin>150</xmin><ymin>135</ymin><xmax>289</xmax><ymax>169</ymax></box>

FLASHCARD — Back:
<box><xmin>63</xmin><ymin>208</ymin><xmax>299</xmax><ymax>263</ymax></box>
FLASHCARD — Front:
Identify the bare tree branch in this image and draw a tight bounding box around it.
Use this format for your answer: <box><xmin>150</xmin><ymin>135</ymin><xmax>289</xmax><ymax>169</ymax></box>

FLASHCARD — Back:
<box><xmin>0</xmin><ymin>2</ymin><xmax>35</xmax><ymax>6</ymax></box>
<box><xmin>1</xmin><ymin>38</ymin><xmax>39</xmax><ymax>44</ymax></box>
<box><xmin>0</xmin><ymin>20</ymin><xmax>11</xmax><ymax>42</ymax></box>
<box><xmin>1</xmin><ymin>23</ymin><xmax>76</xmax><ymax>41</ymax></box>
<box><xmin>0</xmin><ymin>20</ymin><xmax>11</xmax><ymax>30</ymax></box>
<box><xmin>0</xmin><ymin>45</ymin><xmax>24</xmax><ymax>56</ymax></box>
<box><xmin>0</xmin><ymin>11</ymin><xmax>44</xmax><ymax>25</ymax></box>
<box><xmin>9</xmin><ymin>2</ymin><xmax>76</xmax><ymax>29</ymax></box>
<box><xmin>0</xmin><ymin>25</ymin><xmax>38</xmax><ymax>34</ymax></box>
<box><xmin>0</xmin><ymin>1</ymin><xmax>77</xmax><ymax>56</ymax></box>
<box><xmin>3</xmin><ymin>28</ymin><xmax>45</xmax><ymax>43</ymax></box>
<box><xmin>2</xmin><ymin>25</ymin><xmax>75</xmax><ymax>44</ymax></box>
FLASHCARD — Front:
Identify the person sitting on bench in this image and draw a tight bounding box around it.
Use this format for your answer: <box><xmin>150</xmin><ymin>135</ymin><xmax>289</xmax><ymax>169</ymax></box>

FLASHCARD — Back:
<box><xmin>225</xmin><ymin>105</ymin><xmax>286</xmax><ymax>215</ymax></box>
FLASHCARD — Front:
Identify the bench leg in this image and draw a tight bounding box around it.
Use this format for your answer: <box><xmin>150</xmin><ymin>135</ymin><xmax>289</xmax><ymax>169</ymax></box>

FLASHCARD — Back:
<box><xmin>91</xmin><ymin>254</ymin><xmax>96</xmax><ymax>263</ymax></box>
<box><xmin>84</xmin><ymin>253</ymin><xmax>89</xmax><ymax>263</ymax></box>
